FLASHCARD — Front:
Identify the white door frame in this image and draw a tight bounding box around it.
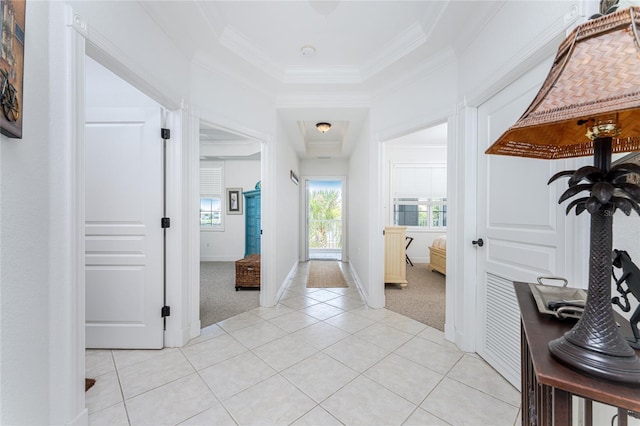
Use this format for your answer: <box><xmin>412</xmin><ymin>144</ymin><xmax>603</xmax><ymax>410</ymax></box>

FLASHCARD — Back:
<box><xmin>67</xmin><ymin>6</ymin><xmax>190</xmax><ymax>351</ymax></box>
<box><xmin>302</xmin><ymin>176</ymin><xmax>347</xmax><ymax>262</ymax></box>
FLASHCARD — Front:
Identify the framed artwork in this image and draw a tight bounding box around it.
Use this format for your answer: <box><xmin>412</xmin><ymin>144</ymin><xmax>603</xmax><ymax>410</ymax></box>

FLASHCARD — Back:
<box><xmin>226</xmin><ymin>188</ymin><xmax>243</xmax><ymax>215</ymax></box>
<box><xmin>0</xmin><ymin>0</ymin><xmax>25</xmax><ymax>138</ymax></box>
<box><xmin>290</xmin><ymin>170</ymin><xmax>299</xmax><ymax>185</ymax></box>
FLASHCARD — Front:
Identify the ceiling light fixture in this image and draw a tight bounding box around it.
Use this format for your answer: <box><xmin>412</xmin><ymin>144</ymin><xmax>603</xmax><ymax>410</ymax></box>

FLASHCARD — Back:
<box><xmin>316</xmin><ymin>122</ymin><xmax>331</xmax><ymax>133</ymax></box>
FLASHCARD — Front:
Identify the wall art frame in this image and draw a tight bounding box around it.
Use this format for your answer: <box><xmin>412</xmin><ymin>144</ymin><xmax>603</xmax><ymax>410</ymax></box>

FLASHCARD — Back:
<box><xmin>0</xmin><ymin>0</ymin><xmax>25</xmax><ymax>138</ymax></box>
<box><xmin>226</xmin><ymin>188</ymin><xmax>243</xmax><ymax>215</ymax></box>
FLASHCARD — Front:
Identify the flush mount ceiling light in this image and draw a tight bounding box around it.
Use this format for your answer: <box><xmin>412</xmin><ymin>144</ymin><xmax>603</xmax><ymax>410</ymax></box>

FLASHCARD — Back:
<box><xmin>301</xmin><ymin>45</ymin><xmax>316</xmax><ymax>57</ymax></box>
<box><xmin>316</xmin><ymin>122</ymin><xmax>331</xmax><ymax>133</ymax></box>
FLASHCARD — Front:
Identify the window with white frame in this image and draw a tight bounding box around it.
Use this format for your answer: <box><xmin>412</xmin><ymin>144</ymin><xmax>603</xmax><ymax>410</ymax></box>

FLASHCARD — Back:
<box><xmin>392</xmin><ymin>164</ymin><xmax>447</xmax><ymax>229</ymax></box>
<box><xmin>200</xmin><ymin>162</ymin><xmax>224</xmax><ymax>230</ymax></box>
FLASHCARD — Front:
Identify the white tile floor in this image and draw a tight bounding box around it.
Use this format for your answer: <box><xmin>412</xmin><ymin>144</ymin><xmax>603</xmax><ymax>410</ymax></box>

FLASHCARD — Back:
<box><xmin>86</xmin><ymin>262</ymin><xmax>521</xmax><ymax>426</ymax></box>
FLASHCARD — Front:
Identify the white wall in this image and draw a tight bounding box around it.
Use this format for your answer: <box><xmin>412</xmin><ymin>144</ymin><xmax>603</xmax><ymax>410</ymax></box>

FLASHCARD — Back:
<box><xmin>373</xmin><ymin>60</ymin><xmax>458</xmax><ymax>138</ymax></box>
<box><xmin>190</xmin><ymin>62</ymin><xmax>274</xmax><ymax>134</ymax></box>
<box><xmin>300</xmin><ymin>158</ymin><xmax>349</xmax><ymax>176</ymax></box>
<box><xmin>0</xmin><ymin>1</ymin><xmax>195</xmax><ymax>423</ymax></box>
<box><xmin>200</xmin><ymin>160</ymin><xmax>261</xmax><ymax>261</ymax></box>
<box><xmin>348</xmin><ymin>114</ymin><xmax>383</xmax><ymax>306</ymax></box>
<box><xmin>1</xmin><ymin>3</ymin><xmax>52</xmax><ymax>423</ymax></box>
<box><xmin>271</xmin><ymin>118</ymin><xmax>300</xmax><ymax>302</ymax></box>
<box><xmin>69</xmin><ymin>0</ymin><xmax>191</xmax><ymax>108</ymax></box>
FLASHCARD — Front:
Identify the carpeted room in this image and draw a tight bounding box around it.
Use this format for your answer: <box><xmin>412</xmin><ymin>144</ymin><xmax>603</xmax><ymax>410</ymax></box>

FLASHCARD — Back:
<box><xmin>384</xmin><ymin>263</ymin><xmax>446</xmax><ymax>331</ymax></box>
<box><xmin>201</xmin><ymin>258</ymin><xmax>445</xmax><ymax>331</ymax></box>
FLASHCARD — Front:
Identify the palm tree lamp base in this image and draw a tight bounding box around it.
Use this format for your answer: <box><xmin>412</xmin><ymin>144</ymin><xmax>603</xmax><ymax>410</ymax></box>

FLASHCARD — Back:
<box><xmin>548</xmin><ymin>138</ymin><xmax>640</xmax><ymax>385</ymax></box>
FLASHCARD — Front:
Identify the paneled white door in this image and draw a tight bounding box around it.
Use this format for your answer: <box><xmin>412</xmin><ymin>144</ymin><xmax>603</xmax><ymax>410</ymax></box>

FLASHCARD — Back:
<box><xmin>476</xmin><ymin>59</ymin><xmax>568</xmax><ymax>388</ymax></box>
<box><xmin>85</xmin><ymin>107</ymin><xmax>164</xmax><ymax>349</ymax></box>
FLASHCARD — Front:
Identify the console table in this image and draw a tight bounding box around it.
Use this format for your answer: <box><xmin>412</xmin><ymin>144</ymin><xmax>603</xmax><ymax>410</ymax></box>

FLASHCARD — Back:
<box><xmin>515</xmin><ymin>282</ymin><xmax>640</xmax><ymax>425</ymax></box>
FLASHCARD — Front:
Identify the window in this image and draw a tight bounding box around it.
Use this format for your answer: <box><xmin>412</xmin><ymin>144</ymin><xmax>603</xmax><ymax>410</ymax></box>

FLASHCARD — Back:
<box><xmin>200</xmin><ymin>162</ymin><xmax>224</xmax><ymax>230</ymax></box>
<box><xmin>393</xmin><ymin>198</ymin><xmax>447</xmax><ymax>228</ymax></box>
<box><xmin>392</xmin><ymin>165</ymin><xmax>447</xmax><ymax>229</ymax></box>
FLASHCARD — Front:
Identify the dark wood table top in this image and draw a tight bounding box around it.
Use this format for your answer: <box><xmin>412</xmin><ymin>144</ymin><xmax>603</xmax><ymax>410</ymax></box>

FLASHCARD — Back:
<box><xmin>515</xmin><ymin>282</ymin><xmax>640</xmax><ymax>412</ymax></box>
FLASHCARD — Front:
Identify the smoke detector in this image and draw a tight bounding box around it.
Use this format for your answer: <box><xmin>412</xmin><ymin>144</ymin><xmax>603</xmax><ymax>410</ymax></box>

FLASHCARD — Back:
<box><xmin>301</xmin><ymin>45</ymin><xmax>316</xmax><ymax>57</ymax></box>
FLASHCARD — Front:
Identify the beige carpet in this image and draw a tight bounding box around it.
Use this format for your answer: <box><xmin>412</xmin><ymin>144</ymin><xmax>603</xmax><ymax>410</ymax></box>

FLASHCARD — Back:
<box><xmin>200</xmin><ymin>262</ymin><xmax>260</xmax><ymax>328</ymax></box>
<box><xmin>307</xmin><ymin>261</ymin><xmax>348</xmax><ymax>288</ymax></box>
<box><xmin>385</xmin><ymin>263</ymin><xmax>445</xmax><ymax>331</ymax></box>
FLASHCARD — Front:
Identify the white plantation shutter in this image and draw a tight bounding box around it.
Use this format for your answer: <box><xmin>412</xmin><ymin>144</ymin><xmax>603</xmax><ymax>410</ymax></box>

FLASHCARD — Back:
<box><xmin>200</xmin><ymin>163</ymin><xmax>223</xmax><ymax>197</ymax></box>
<box><xmin>393</xmin><ymin>164</ymin><xmax>446</xmax><ymax>199</ymax></box>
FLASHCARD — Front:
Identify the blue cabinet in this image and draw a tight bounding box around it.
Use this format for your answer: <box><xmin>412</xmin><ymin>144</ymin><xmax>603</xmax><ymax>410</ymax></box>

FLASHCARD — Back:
<box><xmin>244</xmin><ymin>189</ymin><xmax>261</xmax><ymax>257</ymax></box>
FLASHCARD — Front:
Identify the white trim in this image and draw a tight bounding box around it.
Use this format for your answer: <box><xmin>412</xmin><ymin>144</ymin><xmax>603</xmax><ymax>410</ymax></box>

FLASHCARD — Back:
<box><xmin>450</xmin><ymin>106</ymin><xmax>479</xmax><ymax>352</ymax></box>
<box><xmin>465</xmin><ymin>3</ymin><xmax>582</xmax><ymax>107</ymax></box>
<box><xmin>349</xmin><ymin>262</ymin><xmax>368</xmax><ymax>306</ymax></box>
<box><xmin>260</xmin><ymin>134</ymin><xmax>277</xmax><ymax>307</ymax></box>
<box><xmin>301</xmin><ymin>176</ymin><xmax>348</xmax><ymax>263</ymax></box>
<box><xmin>368</xmin><ymin>133</ymin><xmax>385</xmax><ymax>309</ymax></box>
<box><xmin>164</xmin><ymin>108</ymin><xmax>187</xmax><ymax>347</ymax></box>
<box><xmin>47</xmin><ymin>5</ymin><xmax>86</xmax><ymax>423</ymax></box>
<box><xmin>186</xmin><ymin>113</ymin><xmax>202</xmax><ymax>342</ymax></box>
<box><xmin>71</xmin><ymin>9</ymin><xmax>181</xmax><ymax>110</ymax></box>
<box><xmin>67</xmin><ymin>409</ymin><xmax>88</xmax><ymax>426</ymax></box>
<box><xmin>69</xmin><ymin>5</ymin><xmax>191</xmax><ymax>356</ymax></box>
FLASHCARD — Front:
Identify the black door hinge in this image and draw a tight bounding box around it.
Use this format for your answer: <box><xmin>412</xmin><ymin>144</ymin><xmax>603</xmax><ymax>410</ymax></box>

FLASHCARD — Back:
<box><xmin>161</xmin><ymin>217</ymin><xmax>171</xmax><ymax>228</ymax></box>
<box><xmin>161</xmin><ymin>128</ymin><xmax>170</xmax><ymax>140</ymax></box>
<box><xmin>161</xmin><ymin>306</ymin><xmax>171</xmax><ymax>317</ymax></box>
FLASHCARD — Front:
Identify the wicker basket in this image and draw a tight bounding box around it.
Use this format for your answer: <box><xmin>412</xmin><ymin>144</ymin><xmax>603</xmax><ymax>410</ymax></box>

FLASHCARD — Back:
<box><xmin>235</xmin><ymin>254</ymin><xmax>260</xmax><ymax>290</ymax></box>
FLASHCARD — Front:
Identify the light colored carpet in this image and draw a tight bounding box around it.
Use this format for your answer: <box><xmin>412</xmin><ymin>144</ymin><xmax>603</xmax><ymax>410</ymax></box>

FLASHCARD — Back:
<box><xmin>200</xmin><ymin>261</ymin><xmax>260</xmax><ymax>328</ymax></box>
<box><xmin>307</xmin><ymin>261</ymin><xmax>348</xmax><ymax>288</ymax></box>
<box><xmin>385</xmin><ymin>263</ymin><xmax>446</xmax><ymax>331</ymax></box>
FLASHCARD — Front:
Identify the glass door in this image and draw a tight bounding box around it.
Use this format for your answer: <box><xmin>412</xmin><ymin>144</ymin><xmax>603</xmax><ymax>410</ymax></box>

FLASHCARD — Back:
<box><xmin>306</xmin><ymin>180</ymin><xmax>342</xmax><ymax>260</ymax></box>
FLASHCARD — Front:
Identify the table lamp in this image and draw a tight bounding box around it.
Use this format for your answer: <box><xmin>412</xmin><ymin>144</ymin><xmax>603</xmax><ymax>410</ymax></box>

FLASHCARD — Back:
<box><xmin>486</xmin><ymin>6</ymin><xmax>640</xmax><ymax>384</ymax></box>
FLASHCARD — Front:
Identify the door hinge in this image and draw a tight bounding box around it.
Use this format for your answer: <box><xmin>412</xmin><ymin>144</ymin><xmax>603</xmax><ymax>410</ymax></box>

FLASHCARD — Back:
<box><xmin>161</xmin><ymin>128</ymin><xmax>170</xmax><ymax>140</ymax></box>
<box><xmin>161</xmin><ymin>217</ymin><xmax>171</xmax><ymax>228</ymax></box>
<box><xmin>161</xmin><ymin>306</ymin><xmax>171</xmax><ymax>317</ymax></box>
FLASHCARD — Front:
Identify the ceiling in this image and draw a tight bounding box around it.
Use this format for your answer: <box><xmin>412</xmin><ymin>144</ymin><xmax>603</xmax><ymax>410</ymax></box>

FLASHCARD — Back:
<box><xmin>140</xmin><ymin>1</ymin><xmax>504</xmax><ymax>159</ymax></box>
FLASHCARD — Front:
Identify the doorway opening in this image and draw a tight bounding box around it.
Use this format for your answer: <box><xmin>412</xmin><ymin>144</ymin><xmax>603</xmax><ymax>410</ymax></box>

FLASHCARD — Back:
<box><xmin>84</xmin><ymin>55</ymin><xmax>166</xmax><ymax>349</ymax></box>
<box><xmin>306</xmin><ymin>179</ymin><xmax>344</xmax><ymax>261</ymax></box>
<box><xmin>383</xmin><ymin>122</ymin><xmax>448</xmax><ymax>332</ymax></box>
<box><xmin>199</xmin><ymin>122</ymin><xmax>262</xmax><ymax>328</ymax></box>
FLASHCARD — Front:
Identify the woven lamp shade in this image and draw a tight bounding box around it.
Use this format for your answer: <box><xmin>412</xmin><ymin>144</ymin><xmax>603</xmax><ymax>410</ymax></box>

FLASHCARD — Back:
<box><xmin>486</xmin><ymin>6</ymin><xmax>640</xmax><ymax>159</ymax></box>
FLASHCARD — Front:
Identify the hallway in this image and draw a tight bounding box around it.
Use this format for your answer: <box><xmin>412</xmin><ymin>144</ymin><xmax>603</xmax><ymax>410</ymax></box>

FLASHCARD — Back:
<box><xmin>85</xmin><ymin>263</ymin><xmax>520</xmax><ymax>425</ymax></box>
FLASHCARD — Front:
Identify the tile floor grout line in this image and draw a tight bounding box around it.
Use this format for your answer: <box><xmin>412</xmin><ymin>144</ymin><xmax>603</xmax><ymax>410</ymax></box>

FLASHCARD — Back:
<box><xmin>111</xmin><ymin>349</ymin><xmax>133</xmax><ymax>426</ymax></box>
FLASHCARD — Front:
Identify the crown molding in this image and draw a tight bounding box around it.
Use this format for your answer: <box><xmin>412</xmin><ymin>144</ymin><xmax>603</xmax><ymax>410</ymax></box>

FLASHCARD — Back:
<box><xmin>464</xmin><ymin>2</ymin><xmax>582</xmax><ymax>107</ymax></box>
<box><xmin>361</xmin><ymin>22</ymin><xmax>427</xmax><ymax>81</ymax></box>
<box><xmin>218</xmin><ymin>25</ymin><xmax>284</xmax><ymax>82</ymax></box>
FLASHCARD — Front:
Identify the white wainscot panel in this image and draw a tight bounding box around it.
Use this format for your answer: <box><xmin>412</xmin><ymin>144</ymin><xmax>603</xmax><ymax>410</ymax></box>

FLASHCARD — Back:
<box><xmin>85</xmin><ymin>125</ymin><xmax>145</xmax><ymax>222</ymax></box>
<box><xmin>86</xmin><ymin>266</ymin><xmax>145</xmax><ymax>323</ymax></box>
<box><xmin>488</xmin><ymin>156</ymin><xmax>556</xmax><ymax>230</ymax></box>
<box><xmin>85</xmin><ymin>235</ymin><xmax>145</xmax><ymax>255</ymax></box>
<box><xmin>488</xmin><ymin>239</ymin><xmax>556</xmax><ymax>276</ymax></box>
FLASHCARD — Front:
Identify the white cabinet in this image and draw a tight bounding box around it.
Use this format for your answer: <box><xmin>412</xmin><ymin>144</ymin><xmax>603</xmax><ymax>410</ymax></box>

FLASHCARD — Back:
<box><xmin>384</xmin><ymin>226</ymin><xmax>407</xmax><ymax>287</ymax></box>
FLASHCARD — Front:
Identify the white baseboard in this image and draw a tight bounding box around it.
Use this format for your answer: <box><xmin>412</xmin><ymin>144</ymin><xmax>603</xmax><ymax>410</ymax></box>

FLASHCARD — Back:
<box><xmin>67</xmin><ymin>408</ymin><xmax>88</xmax><ymax>426</ymax></box>
<box><xmin>200</xmin><ymin>256</ymin><xmax>243</xmax><ymax>262</ymax></box>
<box><xmin>276</xmin><ymin>261</ymin><xmax>299</xmax><ymax>303</ymax></box>
<box><xmin>347</xmin><ymin>263</ymin><xmax>368</xmax><ymax>306</ymax></box>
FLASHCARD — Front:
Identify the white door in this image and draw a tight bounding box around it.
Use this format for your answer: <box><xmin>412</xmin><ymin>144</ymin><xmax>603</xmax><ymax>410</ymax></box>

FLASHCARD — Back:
<box><xmin>85</xmin><ymin>107</ymin><xmax>164</xmax><ymax>349</ymax></box>
<box><xmin>476</xmin><ymin>59</ymin><xmax>569</xmax><ymax>388</ymax></box>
